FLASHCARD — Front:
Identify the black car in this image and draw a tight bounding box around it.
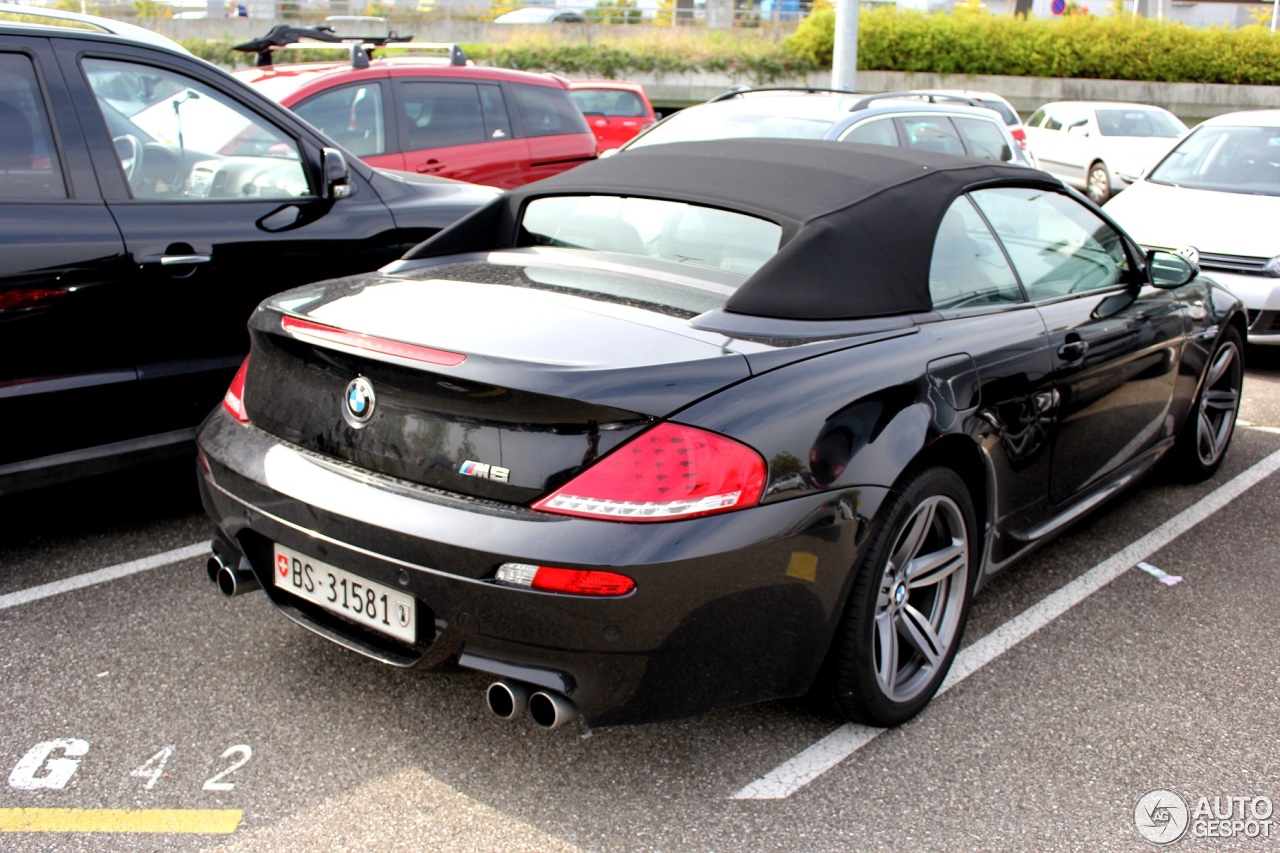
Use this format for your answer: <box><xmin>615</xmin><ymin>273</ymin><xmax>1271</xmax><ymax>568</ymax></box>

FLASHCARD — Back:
<box><xmin>197</xmin><ymin>140</ymin><xmax>1245</xmax><ymax>729</ymax></box>
<box><xmin>0</xmin><ymin>7</ymin><xmax>496</xmax><ymax>495</ymax></box>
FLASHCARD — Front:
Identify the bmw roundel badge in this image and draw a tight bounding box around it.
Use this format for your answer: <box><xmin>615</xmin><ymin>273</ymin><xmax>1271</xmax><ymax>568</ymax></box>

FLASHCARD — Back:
<box><xmin>343</xmin><ymin>376</ymin><xmax>376</xmax><ymax>428</ymax></box>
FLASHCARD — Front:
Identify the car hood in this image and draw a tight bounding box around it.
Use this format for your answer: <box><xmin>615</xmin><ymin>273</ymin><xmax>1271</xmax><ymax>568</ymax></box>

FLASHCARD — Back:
<box><xmin>1096</xmin><ymin>137</ymin><xmax>1183</xmax><ymax>176</ymax></box>
<box><xmin>1104</xmin><ymin>180</ymin><xmax>1279</xmax><ymax>257</ymax></box>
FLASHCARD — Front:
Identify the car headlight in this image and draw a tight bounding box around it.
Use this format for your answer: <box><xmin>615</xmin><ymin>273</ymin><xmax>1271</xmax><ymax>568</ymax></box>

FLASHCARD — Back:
<box><xmin>1265</xmin><ymin>254</ymin><xmax>1280</xmax><ymax>278</ymax></box>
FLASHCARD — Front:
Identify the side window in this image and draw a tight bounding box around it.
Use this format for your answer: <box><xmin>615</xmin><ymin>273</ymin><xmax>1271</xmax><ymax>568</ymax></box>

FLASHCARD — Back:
<box><xmin>929</xmin><ymin>195</ymin><xmax>1023</xmax><ymax>309</ymax></box>
<box><xmin>838</xmin><ymin>117</ymin><xmax>899</xmax><ymax>148</ymax></box>
<box><xmin>955</xmin><ymin>117</ymin><xmax>1012</xmax><ymax>162</ymax></box>
<box><xmin>901</xmin><ymin>116</ymin><xmax>965</xmax><ymax>156</ymax></box>
<box><xmin>1043</xmin><ymin>113</ymin><xmax>1063</xmax><ymax>132</ymax></box>
<box><xmin>477</xmin><ymin>84</ymin><xmax>511</xmax><ymax>140</ymax></box>
<box><xmin>82</xmin><ymin>59</ymin><xmax>308</xmax><ymax>201</ymax></box>
<box><xmin>400</xmin><ymin>82</ymin><xmax>486</xmax><ymax>150</ymax></box>
<box><xmin>510</xmin><ymin>84</ymin><xmax>589</xmax><ymax>139</ymax></box>
<box><xmin>0</xmin><ymin>52</ymin><xmax>66</xmax><ymax>200</ymax></box>
<box><xmin>970</xmin><ymin>187</ymin><xmax>1132</xmax><ymax>300</ymax></box>
<box><xmin>1027</xmin><ymin>108</ymin><xmax>1046</xmax><ymax>128</ymax></box>
<box><xmin>294</xmin><ymin>84</ymin><xmax>384</xmax><ymax>157</ymax></box>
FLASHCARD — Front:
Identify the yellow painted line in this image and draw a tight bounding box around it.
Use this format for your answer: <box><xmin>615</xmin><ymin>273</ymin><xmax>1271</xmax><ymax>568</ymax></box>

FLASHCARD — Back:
<box><xmin>0</xmin><ymin>808</ymin><xmax>242</xmax><ymax>834</ymax></box>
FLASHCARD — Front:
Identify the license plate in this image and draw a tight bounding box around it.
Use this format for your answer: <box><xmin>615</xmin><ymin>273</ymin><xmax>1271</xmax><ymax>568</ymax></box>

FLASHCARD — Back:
<box><xmin>272</xmin><ymin>544</ymin><xmax>415</xmax><ymax>645</ymax></box>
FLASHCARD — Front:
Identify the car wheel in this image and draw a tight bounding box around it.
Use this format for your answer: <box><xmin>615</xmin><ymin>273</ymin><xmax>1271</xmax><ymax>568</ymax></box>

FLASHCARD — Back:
<box><xmin>1171</xmin><ymin>325</ymin><xmax>1243</xmax><ymax>482</ymax></box>
<box><xmin>820</xmin><ymin>467</ymin><xmax>976</xmax><ymax>727</ymax></box>
<box><xmin>1086</xmin><ymin>161</ymin><xmax>1111</xmax><ymax>204</ymax></box>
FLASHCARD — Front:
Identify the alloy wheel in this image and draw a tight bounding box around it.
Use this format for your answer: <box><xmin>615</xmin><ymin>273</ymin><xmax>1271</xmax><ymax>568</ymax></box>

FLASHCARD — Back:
<box><xmin>873</xmin><ymin>494</ymin><xmax>970</xmax><ymax>703</ymax></box>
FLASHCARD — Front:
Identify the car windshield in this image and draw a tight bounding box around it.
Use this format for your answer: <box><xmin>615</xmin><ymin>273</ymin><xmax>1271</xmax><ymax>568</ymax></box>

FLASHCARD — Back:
<box><xmin>1147</xmin><ymin>124</ymin><xmax>1280</xmax><ymax>196</ymax></box>
<box><xmin>1094</xmin><ymin>108</ymin><xmax>1184</xmax><ymax>138</ymax></box>
<box><xmin>625</xmin><ymin>107</ymin><xmax>833</xmax><ymax>149</ymax></box>
<box><xmin>521</xmin><ymin>194</ymin><xmax>783</xmax><ymax>279</ymax></box>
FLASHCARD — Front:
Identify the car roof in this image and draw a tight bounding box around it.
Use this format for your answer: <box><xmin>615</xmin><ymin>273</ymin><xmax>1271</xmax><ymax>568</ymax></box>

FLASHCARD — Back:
<box><xmin>1038</xmin><ymin>101</ymin><xmax>1175</xmax><ymax>113</ymax></box>
<box><xmin>237</xmin><ymin>60</ymin><xmax>570</xmax><ymax>102</ymax></box>
<box><xmin>415</xmin><ymin>139</ymin><xmax>1063</xmax><ymax>321</ymax></box>
<box><xmin>0</xmin><ymin>4</ymin><xmax>192</xmax><ymax>53</ymax></box>
<box><xmin>569</xmin><ymin>79</ymin><xmax>647</xmax><ymax>93</ymax></box>
<box><xmin>1200</xmin><ymin>109</ymin><xmax>1280</xmax><ymax>128</ymax></box>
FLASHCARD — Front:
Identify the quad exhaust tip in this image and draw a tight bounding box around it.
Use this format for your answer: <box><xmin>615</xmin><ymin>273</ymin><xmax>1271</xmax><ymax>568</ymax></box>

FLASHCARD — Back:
<box><xmin>207</xmin><ymin>553</ymin><xmax>260</xmax><ymax>598</ymax></box>
<box><xmin>485</xmin><ymin>681</ymin><xmax>529</xmax><ymax>721</ymax></box>
<box><xmin>485</xmin><ymin>681</ymin><xmax>578</xmax><ymax>729</ymax></box>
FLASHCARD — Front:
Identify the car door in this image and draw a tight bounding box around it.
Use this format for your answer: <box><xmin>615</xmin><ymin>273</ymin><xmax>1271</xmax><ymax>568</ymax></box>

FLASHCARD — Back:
<box><xmin>970</xmin><ymin>186</ymin><xmax>1187</xmax><ymax>506</ymax></box>
<box><xmin>392</xmin><ymin>78</ymin><xmax>527</xmax><ymax>188</ymax></box>
<box><xmin>1025</xmin><ymin>106</ymin><xmax>1074</xmax><ymax>181</ymax></box>
<box><xmin>0</xmin><ymin>39</ymin><xmax>143</xmax><ymax>486</ymax></box>
<box><xmin>505</xmin><ymin>81</ymin><xmax>597</xmax><ymax>185</ymax></box>
<box><xmin>54</xmin><ymin>39</ymin><xmax>408</xmax><ymax>440</ymax></box>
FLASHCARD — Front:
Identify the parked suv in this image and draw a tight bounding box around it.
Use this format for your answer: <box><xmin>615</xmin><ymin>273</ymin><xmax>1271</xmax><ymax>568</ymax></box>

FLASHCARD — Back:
<box><xmin>0</xmin><ymin>6</ymin><xmax>497</xmax><ymax>495</ymax></box>
<box><xmin>619</xmin><ymin>88</ymin><xmax>1032</xmax><ymax>166</ymax></box>
<box><xmin>233</xmin><ymin>24</ymin><xmax>597</xmax><ymax>188</ymax></box>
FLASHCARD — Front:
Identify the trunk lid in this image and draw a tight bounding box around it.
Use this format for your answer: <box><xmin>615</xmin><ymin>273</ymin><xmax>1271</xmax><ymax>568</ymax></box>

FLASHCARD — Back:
<box><xmin>242</xmin><ymin>255</ymin><xmax>756</xmax><ymax>502</ymax></box>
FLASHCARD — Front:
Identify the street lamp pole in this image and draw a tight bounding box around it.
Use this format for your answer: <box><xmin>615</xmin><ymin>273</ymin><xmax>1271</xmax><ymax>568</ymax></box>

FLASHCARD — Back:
<box><xmin>832</xmin><ymin>0</ymin><xmax>859</xmax><ymax>91</ymax></box>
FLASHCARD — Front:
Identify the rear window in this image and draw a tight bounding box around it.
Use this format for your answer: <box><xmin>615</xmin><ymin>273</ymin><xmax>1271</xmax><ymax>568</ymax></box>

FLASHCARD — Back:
<box><xmin>509</xmin><ymin>84</ymin><xmax>589</xmax><ymax>138</ymax></box>
<box><xmin>1095</xmin><ymin>108</ymin><xmax>1184</xmax><ymax>138</ymax></box>
<box><xmin>520</xmin><ymin>194</ymin><xmax>783</xmax><ymax>281</ymax></box>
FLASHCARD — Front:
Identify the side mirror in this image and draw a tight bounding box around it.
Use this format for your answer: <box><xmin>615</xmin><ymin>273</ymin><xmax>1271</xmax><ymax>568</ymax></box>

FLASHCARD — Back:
<box><xmin>1146</xmin><ymin>248</ymin><xmax>1198</xmax><ymax>288</ymax></box>
<box><xmin>322</xmin><ymin>147</ymin><xmax>352</xmax><ymax>200</ymax></box>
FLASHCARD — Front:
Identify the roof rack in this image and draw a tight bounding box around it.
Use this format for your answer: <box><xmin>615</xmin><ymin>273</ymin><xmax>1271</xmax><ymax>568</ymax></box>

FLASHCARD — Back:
<box><xmin>706</xmin><ymin>86</ymin><xmax>862</xmax><ymax>104</ymax></box>
<box><xmin>846</xmin><ymin>91</ymin><xmax>983</xmax><ymax>111</ymax></box>
<box><xmin>232</xmin><ymin>23</ymin><xmax>465</xmax><ymax>70</ymax></box>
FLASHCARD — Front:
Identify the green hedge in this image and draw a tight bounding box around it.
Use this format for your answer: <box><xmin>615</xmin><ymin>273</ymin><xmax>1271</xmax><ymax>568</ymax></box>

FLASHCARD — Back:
<box><xmin>182</xmin><ymin>9</ymin><xmax>1280</xmax><ymax>86</ymax></box>
<box><xmin>791</xmin><ymin>6</ymin><xmax>1280</xmax><ymax>85</ymax></box>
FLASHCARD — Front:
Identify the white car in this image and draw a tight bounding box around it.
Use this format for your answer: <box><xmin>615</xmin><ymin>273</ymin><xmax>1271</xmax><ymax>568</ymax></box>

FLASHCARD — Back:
<box><xmin>1024</xmin><ymin>101</ymin><xmax>1187</xmax><ymax>203</ymax></box>
<box><xmin>1103</xmin><ymin>110</ymin><xmax>1280</xmax><ymax>344</ymax></box>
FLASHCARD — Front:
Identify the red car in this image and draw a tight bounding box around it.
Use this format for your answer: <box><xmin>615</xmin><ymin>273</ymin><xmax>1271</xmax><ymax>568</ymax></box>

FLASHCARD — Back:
<box><xmin>234</xmin><ymin>28</ymin><xmax>597</xmax><ymax>188</ymax></box>
<box><xmin>567</xmin><ymin>79</ymin><xmax>657</xmax><ymax>153</ymax></box>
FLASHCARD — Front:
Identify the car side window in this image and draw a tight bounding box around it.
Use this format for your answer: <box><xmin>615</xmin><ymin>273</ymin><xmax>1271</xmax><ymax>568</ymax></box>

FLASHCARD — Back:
<box><xmin>901</xmin><ymin>116</ymin><xmax>965</xmax><ymax>156</ymax></box>
<box><xmin>400</xmin><ymin>81</ymin><xmax>486</xmax><ymax>150</ymax></box>
<box><xmin>838</xmin><ymin>117</ymin><xmax>899</xmax><ymax>147</ymax></box>
<box><xmin>477</xmin><ymin>83</ymin><xmax>511</xmax><ymax>140</ymax></box>
<box><xmin>510</xmin><ymin>84</ymin><xmax>588</xmax><ymax>139</ymax></box>
<box><xmin>929</xmin><ymin>195</ymin><xmax>1023</xmax><ymax>309</ymax></box>
<box><xmin>0</xmin><ymin>52</ymin><xmax>66</xmax><ymax>200</ymax></box>
<box><xmin>954</xmin><ymin>117</ymin><xmax>1012</xmax><ymax>162</ymax></box>
<box><xmin>82</xmin><ymin>59</ymin><xmax>309</xmax><ymax>201</ymax></box>
<box><xmin>294</xmin><ymin>84</ymin><xmax>384</xmax><ymax>157</ymax></box>
<box><xmin>970</xmin><ymin>187</ymin><xmax>1132</xmax><ymax>300</ymax></box>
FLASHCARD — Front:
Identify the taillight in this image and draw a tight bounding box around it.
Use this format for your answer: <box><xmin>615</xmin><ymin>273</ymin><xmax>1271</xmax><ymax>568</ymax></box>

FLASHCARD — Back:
<box><xmin>222</xmin><ymin>358</ymin><xmax>250</xmax><ymax>423</ymax></box>
<box><xmin>532</xmin><ymin>422</ymin><xmax>766</xmax><ymax>522</ymax></box>
<box><xmin>496</xmin><ymin>562</ymin><xmax>635</xmax><ymax>596</ymax></box>
<box><xmin>1011</xmin><ymin>127</ymin><xmax>1028</xmax><ymax>150</ymax></box>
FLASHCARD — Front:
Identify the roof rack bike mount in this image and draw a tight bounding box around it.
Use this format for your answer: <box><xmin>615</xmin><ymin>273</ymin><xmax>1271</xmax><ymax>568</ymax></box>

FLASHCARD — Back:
<box><xmin>232</xmin><ymin>24</ymin><xmax>417</xmax><ymax>68</ymax></box>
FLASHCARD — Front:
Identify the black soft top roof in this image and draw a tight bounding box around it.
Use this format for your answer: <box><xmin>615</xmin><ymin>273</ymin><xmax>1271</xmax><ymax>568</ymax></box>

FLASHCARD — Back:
<box><xmin>407</xmin><ymin>139</ymin><xmax>1066</xmax><ymax>320</ymax></box>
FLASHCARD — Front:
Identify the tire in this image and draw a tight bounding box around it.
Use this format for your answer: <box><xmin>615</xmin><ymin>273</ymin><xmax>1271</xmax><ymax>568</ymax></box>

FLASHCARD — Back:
<box><xmin>819</xmin><ymin>467</ymin><xmax>977</xmax><ymax>727</ymax></box>
<box><xmin>1086</xmin><ymin>161</ymin><xmax>1112</xmax><ymax>204</ymax></box>
<box><xmin>1170</xmin><ymin>325</ymin><xmax>1244</xmax><ymax>482</ymax></box>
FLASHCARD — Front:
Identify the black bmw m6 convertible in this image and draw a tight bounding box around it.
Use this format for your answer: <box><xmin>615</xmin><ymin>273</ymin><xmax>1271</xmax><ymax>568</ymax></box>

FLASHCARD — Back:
<box><xmin>197</xmin><ymin>140</ymin><xmax>1244</xmax><ymax>729</ymax></box>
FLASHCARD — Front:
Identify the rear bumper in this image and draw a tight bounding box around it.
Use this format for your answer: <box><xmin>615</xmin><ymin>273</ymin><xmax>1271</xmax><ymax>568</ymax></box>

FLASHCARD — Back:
<box><xmin>197</xmin><ymin>409</ymin><xmax>885</xmax><ymax>726</ymax></box>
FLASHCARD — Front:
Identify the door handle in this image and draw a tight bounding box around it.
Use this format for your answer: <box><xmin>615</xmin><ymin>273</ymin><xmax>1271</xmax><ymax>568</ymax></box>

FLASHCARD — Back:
<box><xmin>415</xmin><ymin>160</ymin><xmax>445</xmax><ymax>174</ymax></box>
<box><xmin>142</xmin><ymin>253</ymin><xmax>212</xmax><ymax>266</ymax></box>
<box><xmin>1058</xmin><ymin>338</ymin><xmax>1088</xmax><ymax>361</ymax></box>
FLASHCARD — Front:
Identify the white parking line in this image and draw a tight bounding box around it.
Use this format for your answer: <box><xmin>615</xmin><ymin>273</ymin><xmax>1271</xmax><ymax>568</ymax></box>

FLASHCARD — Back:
<box><xmin>0</xmin><ymin>543</ymin><xmax>208</xmax><ymax>612</ymax></box>
<box><xmin>733</xmin><ymin>447</ymin><xmax>1280</xmax><ymax>800</ymax></box>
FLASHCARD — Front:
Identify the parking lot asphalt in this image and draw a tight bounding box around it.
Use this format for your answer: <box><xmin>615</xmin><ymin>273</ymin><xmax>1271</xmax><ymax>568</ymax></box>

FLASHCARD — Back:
<box><xmin>2</xmin><ymin>350</ymin><xmax>1278</xmax><ymax>853</ymax></box>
